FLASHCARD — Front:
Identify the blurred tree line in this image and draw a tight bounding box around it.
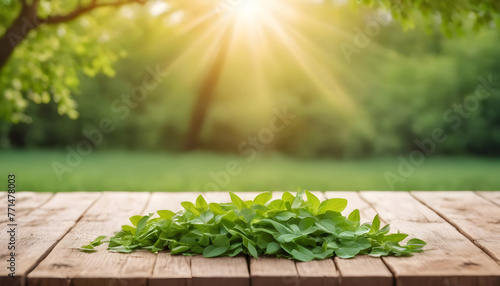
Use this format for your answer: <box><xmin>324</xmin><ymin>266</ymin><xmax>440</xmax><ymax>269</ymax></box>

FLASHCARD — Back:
<box><xmin>1</xmin><ymin>2</ymin><xmax>500</xmax><ymax>158</ymax></box>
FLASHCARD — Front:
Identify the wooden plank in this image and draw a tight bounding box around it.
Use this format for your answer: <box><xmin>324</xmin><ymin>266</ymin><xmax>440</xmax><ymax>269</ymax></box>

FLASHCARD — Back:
<box><xmin>0</xmin><ymin>192</ymin><xmax>53</xmax><ymax>224</ymax></box>
<box><xmin>412</xmin><ymin>191</ymin><xmax>500</xmax><ymax>263</ymax></box>
<box><xmin>324</xmin><ymin>192</ymin><xmax>393</xmax><ymax>286</ymax></box>
<box><xmin>148</xmin><ymin>192</ymin><xmax>201</xmax><ymax>286</ymax></box>
<box><xmin>296</xmin><ymin>259</ymin><xmax>337</xmax><ymax>286</ymax></box>
<box><xmin>150</xmin><ymin>253</ymin><xmax>191</xmax><ymax>286</ymax></box>
<box><xmin>194</xmin><ymin>192</ymin><xmax>249</xmax><ymax>286</ymax></box>
<box><xmin>28</xmin><ymin>192</ymin><xmax>151</xmax><ymax>286</ymax></box>
<box><xmin>476</xmin><ymin>191</ymin><xmax>500</xmax><ymax>207</ymax></box>
<box><xmin>191</xmin><ymin>255</ymin><xmax>249</xmax><ymax>286</ymax></box>
<box><xmin>0</xmin><ymin>192</ymin><xmax>100</xmax><ymax>286</ymax></box>
<box><xmin>361</xmin><ymin>191</ymin><xmax>500</xmax><ymax>286</ymax></box>
<box><xmin>249</xmin><ymin>257</ymin><xmax>297</xmax><ymax>286</ymax></box>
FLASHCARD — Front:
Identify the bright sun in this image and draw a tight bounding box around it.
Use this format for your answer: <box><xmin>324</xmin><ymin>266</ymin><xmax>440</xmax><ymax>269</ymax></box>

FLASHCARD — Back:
<box><xmin>235</xmin><ymin>0</ymin><xmax>264</xmax><ymax>21</ymax></box>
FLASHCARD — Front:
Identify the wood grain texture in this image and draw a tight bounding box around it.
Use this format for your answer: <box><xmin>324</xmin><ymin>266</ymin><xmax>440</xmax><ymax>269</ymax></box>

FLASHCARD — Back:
<box><xmin>325</xmin><ymin>191</ymin><xmax>393</xmax><ymax>286</ymax></box>
<box><xmin>0</xmin><ymin>192</ymin><xmax>100</xmax><ymax>286</ymax></box>
<box><xmin>28</xmin><ymin>192</ymin><xmax>150</xmax><ymax>286</ymax></box>
<box><xmin>0</xmin><ymin>192</ymin><xmax>53</xmax><ymax>224</ymax></box>
<box><xmin>148</xmin><ymin>192</ymin><xmax>201</xmax><ymax>286</ymax></box>
<box><xmin>412</xmin><ymin>191</ymin><xmax>500</xmax><ymax>263</ymax></box>
<box><xmin>361</xmin><ymin>191</ymin><xmax>500</xmax><ymax>286</ymax></box>
<box><xmin>476</xmin><ymin>191</ymin><xmax>500</xmax><ymax>207</ymax></box>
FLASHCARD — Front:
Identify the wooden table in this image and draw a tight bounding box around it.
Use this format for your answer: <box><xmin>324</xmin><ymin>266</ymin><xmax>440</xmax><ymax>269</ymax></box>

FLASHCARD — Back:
<box><xmin>1</xmin><ymin>191</ymin><xmax>500</xmax><ymax>286</ymax></box>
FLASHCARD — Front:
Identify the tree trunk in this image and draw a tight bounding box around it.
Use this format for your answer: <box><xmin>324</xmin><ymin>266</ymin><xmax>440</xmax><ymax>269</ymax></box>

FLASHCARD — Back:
<box><xmin>183</xmin><ymin>25</ymin><xmax>233</xmax><ymax>151</ymax></box>
<box><xmin>0</xmin><ymin>4</ymin><xmax>39</xmax><ymax>72</ymax></box>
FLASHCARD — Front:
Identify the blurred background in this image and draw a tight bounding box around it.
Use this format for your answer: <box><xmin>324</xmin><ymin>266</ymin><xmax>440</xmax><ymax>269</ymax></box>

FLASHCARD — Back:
<box><xmin>1</xmin><ymin>0</ymin><xmax>499</xmax><ymax>192</ymax></box>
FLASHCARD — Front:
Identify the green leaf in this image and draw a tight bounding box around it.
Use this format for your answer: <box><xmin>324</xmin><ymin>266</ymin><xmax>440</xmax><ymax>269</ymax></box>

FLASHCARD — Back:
<box><xmin>230</xmin><ymin>192</ymin><xmax>247</xmax><ymax>210</ymax></box>
<box><xmin>282</xmin><ymin>192</ymin><xmax>295</xmax><ymax>203</ymax></box>
<box><xmin>335</xmin><ymin>243</ymin><xmax>361</xmax><ymax>258</ymax></box>
<box><xmin>348</xmin><ymin>209</ymin><xmax>360</xmax><ymax>223</ymax></box>
<box><xmin>135</xmin><ymin>213</ymin><xmax>153</xmax><ymax>235</ymax></box>
<box><xmin>157</xmin><ymin>210</ymin><xmax>176</xmax><ymax>219</ymax></box>
<box><xmin>384</xmin><ymin>233</ymin><xmax>408</xmax><ymax>243</ymax></box>
<box><xmin>291</xmin><ymin>246</ymin><xmax>314</xmax><ymax>262</ymax></box>
<box><xmin>369</xmin><ymin>247</ymin><xmax>390</xmax><ymax>257</ymax></box>
<box><xmin>354</xmin><ymin>225</ymin><xmax>371</xmax><ymax>235</ymax></box>
<box><xmin>171</xmin><ymin>245</ymin><xmax>190</xmax><ymax>255</ymax></box>
<box><xmin>181</xmin><ymin>201</ymin><xmax>200</xmax><ymax>215</ymax></box>
<box><xmin>212</xmin><ymin>235</ymin><xmax>230</xmax><ymax>248</ymax></box>
<box><xmin>129</xmin><ymin>215</ymin><xmax>143</xmax><ymax>226</ymax></box>
<box><xmin>90</xmin><ymin>236</ymin><xmax>107</xmax><ymax>247</ymax></box>
<box><xmin>79</xmin><ymin>245</ymin><xmax>98</xmax><ymax>253</ymax></box>
<box><xmin>266</xmin><ymin>242</ymin><xmax>281</xmax><ymax>254</ymax></box>
<box><xmin>262</xmin><ymin>219</ymin><xmax>293</xmax><ymax>234</ymax></box>
<box><xmin>305</xmin><ymin>191</ymin><xmax>320</xmax><ymax>214</ymax></box>
<box><xmin>268</xmin><ymin>199</ymin><xmax>285</xmax><ymax>210</ymax></box>
<box><xmin>243</xmin><ymin>239</ymin><xmax>259</xmax><ymax>258</ymax></box>
<box><xmin>276</xmin><ymin>233</ymin><xmax>300</xmax><ymax>243</ymax></box>
<box><xmin>317</xmin><ymin>198</ymin><xmax>348</xmax><ymax>214</ymax></box>
<box><xmin>209</xmin><ymin>203</ymin><xmax>226</xmax><ymax>215</ymax></box>
<box><xmin>273</xmin><ymin>211</ymin><xmax>297</xmax><ymax>221</ymax></box>
<box><xmin>291</xmin><ymin>190</ymin><xmax>304</xmax><ymax>209</ymax></box>
<box><xmin>254</xmin><ymin>192</ymin><xmax>273</xmax><ymax>205</ymax></box>
<box><xmin>108</xmin><ymin>245</ymin><xmax>134</xmax><ymax>253</ymax></box>
<box><xmin>247</xmin><ymin>242</ymin><xmax>259</xmax><ymax>258</ymax></box>
<box><xmin>122</xmin><ymin>225</ymin><xmax>136</xmax><ymax>235</ymax></box>
<box><xmin>407</xmin><ymin>238</ymin><xmax>427</xmax><ymax>249</ymax></box>
<box><xmin>203</xmin><ymin>245</ymin><xmax>227</xmax><ymax>258</ymax></box>
<box><xmin>379</xmin><ymin>224</ymin><xmax>391</xmax><ymax>234</ymax></box>
<box><xmin>372</xmin><ymin>214</ymin><xmax>380</xmax><ymax>231</ymax></box>
<box><xmin>196</xmin><ymin>195</ymin><xmax>208</xmax><ymax>211</ymax></box>
<box><xmin>315</xmin><ymin>219</ymin><xmax>337</xmax><ymax>233</ymax></box>
<box><xmin>299</xmin><ymin>217</ymin><xmax>316</xmax><ymax>232</ymax></box>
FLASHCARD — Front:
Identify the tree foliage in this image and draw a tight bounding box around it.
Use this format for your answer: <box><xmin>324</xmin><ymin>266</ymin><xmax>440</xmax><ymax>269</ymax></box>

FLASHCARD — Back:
<box><xmin>0</xmin><ymin>0</ymin><xmax>145</xmax><ymax>123</ymax></box>
<box><xmin>363</xmin><ymin>0</ymin><xmax>500</xmax><ymax>35</ymax></box>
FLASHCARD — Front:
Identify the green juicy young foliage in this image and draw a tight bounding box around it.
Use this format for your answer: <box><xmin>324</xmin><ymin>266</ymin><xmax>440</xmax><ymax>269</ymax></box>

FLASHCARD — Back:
<box><xmin>80</xmin><ymin>191</ymin><xmax>426</xmax><ymax>261</ymax></box>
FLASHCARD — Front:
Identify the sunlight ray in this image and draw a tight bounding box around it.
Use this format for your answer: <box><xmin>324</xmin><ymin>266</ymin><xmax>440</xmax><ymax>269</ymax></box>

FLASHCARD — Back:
<box><xmin>262</xmin><ymin>16</ymin><xmax>356</xmax><ymax>113</ymax></box>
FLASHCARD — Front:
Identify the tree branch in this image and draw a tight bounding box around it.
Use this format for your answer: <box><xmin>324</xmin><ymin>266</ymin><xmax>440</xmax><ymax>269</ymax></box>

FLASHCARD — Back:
<box><xmin>39</xmin><ymin>0</ymin><xmax>146</xmax><ymax>25</ymax></box>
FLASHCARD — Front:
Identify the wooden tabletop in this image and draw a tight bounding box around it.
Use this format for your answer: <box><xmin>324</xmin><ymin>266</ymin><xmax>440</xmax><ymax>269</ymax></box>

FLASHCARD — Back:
<box><xmin>1</xmin><ymin>191</ymin><xmax>500</xmax><ymax>286</ymax></box>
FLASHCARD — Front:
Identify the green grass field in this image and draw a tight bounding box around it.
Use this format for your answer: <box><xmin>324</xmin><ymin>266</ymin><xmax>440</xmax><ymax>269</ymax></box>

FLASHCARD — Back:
<box><xmin>1</xmin><ymin>150</ymin><xmax>499</xmax><ymax>192</ymax></box>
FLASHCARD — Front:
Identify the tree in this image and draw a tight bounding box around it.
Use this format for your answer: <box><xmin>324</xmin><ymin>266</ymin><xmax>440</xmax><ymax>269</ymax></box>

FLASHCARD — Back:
<box><xmin>0</xmin><ymin>0</ymin><xmax>146</xmax><ymax>123</ymax></box>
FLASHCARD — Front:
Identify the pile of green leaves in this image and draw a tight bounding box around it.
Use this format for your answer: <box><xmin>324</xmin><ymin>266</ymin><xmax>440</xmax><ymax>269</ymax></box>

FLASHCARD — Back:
<box><xmin>81</xmin><ymin>191</ymin><xmax>426</xmax><ymax>261</ymax></box>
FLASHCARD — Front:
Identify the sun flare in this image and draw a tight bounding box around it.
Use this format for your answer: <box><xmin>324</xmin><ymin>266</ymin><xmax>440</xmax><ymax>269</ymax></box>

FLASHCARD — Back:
<box><xmin>236</xmin><ymin>0</ymin><xmax>262</xmax><ymax>20</ymax></box>
<box><xmin>163</xmin><ymin>0</ymin><xmax>357</xmax><ymax>114</ymax></box>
